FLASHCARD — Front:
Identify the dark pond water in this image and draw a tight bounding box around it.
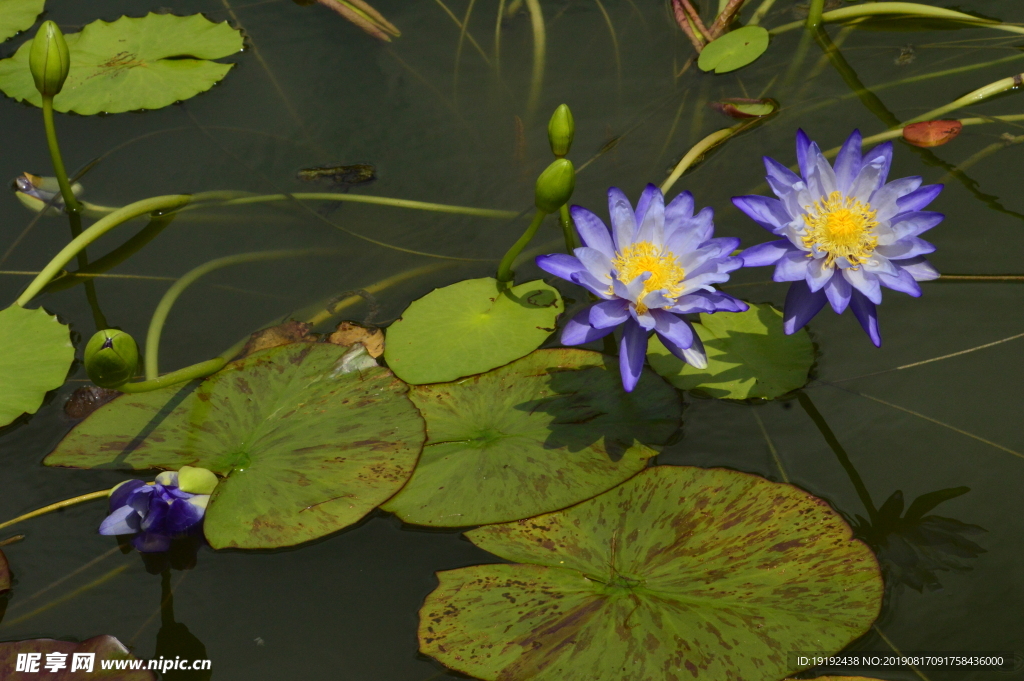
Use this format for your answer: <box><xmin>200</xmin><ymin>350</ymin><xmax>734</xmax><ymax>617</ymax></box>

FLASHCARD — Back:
<box><xmin>1</xmin><ymin>0</ymin><xmax>1023</xmax><ymax>678</ymax></box>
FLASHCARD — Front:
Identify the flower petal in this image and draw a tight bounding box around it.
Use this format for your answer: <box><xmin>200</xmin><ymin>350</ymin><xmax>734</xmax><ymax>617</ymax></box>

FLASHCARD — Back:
<box><xmin>731</xmin><ymin>195</ymin><xmax>792</xmax><ymax>234</ymax></box>
<box><xmin>133</xmin><ymin>532</ymin><xmax>172</xmax><ymax>553</ymax></box>
<box><xmin>141</xmin><ymin>496</ymin><xmax>170</xmax><ymax>533</ymax></box>
<box><xmin>844</xmin><ymin>266</ymin><xmax>883</xmax><ymax>304</ymax></box>
<box><xmin>535</xmin><ymin>253</ymin><xmax>585</xmax><ymax>282</ymax></box>
<box><xmin>569</xmin><ymin>206</ymin><xmax>615</xmax><ymax>258</ymax></box>
<box><xmin>848</xmin><ymin>142</ymin><xmax>893</xmax><ymax>202</ymax></box>
<box><xmin>783</xmin><ymin>281</ymin><xmax>828</xmax><ymax>334</ymax></box>
<box><xmin>155</xmin><ymin>471</ymin><xmax>178</xmax><ymax>487</ymax></box>
<box><xmin>569</xmin><ymin>271</ymin><xmax>614</xmax><ymax>299</ymax></box>
<box><xmin>634</xmin><ymin>184</ymin><xmax>662</xmax><ymax>226</ymax></box>
<box><xmin>764</xmin><ymin>155</ymin><xmax>803</xmax><ymax>188</ymax></box>
<box><xmin>663</xmin><ymin>207</ymin><xmax>714</xmax><ymax>254</ymax></box>
<box><xmin>824</xmin><ymin>272</ymin><xmax>852</xmax><ymax>313</ymax></box>
<box><xmin>99</xmin><ymin>505</ymin><xmax>141</xmax><ymax>536</ymax></box>
<box><xmin>898</xmin><ymin>255</ymin><xmax>940</xmax><ymax>281</ymax></box>
<box><xmin>870</xmin><ymin>176</ymin><xmax>923</xmax><ymax>221</ymax></box>
<box><xmin>664</xmin><ymin>190</ymin><xmax>695</xmax><ymax>224</ymax></box>
<box><xmin>108</xmin><ymin>479</ymin><xmax>146</xmax><ymax>513</ymax></box>
<box><xmin>561</xmin><ymin>307</ymin><xmax>614</xmax><ymax>345</ymax></box>
<box><xmin>619</xmin><ymin>319</ymin><xmax>648</xmax><ymax>392</ymax></box>
<box><xmin>635</xmin><ymin>186</ymin><xmax>665</xmax><ymax>245</ymax></box>
<box><xmin>850</xmin><ymin>290</ymin><xmax>882</xmax><ymax>347</ymax></box>
<box><xmin>774</xmin><ymin>250</ymin><xmax>811</xmax><ymax>282</ymax></box>
<box><xmin>875</xmin><ymin>236</ymin><xmax>936</xmax><ymax>260</ymax></box>
<box><xmin>574</xmin><ymin>246</ymin><xmax>614</xmax><ymax>281</ymax></box>
<box><xmin>680</xmin><ymin>333</ymin><xmax>708</xmax><ymax>369</ymax></box>
<box><xmin>896</xmin><ymin>184</ymin><xmax>943</xmax><ymax>213</ymax></box>
<box><xmin>877</xmin><ymin>267</ymin><xmax>922</xmax><ymax>297</ymax></box>
<box><xmin>608</xmin><ymin>187</ymin><xmax>638</xmax><ymax>250</ymax></box>
<box><xmin>651</xmin><ymin>309</ymin><xmax>694</xmax><ymax>351</ymax></box>
<box><xmin>740</xmin><ymin>239</ymin><xmax>793</xmax><ymax>267</ymax></box>
<box><xmin>833</xmin><ymin>130</ymin><xmax>863</xmax><ymax>194</ymax></box>
<box><xmin>671</xmin><ymin>290</ymin><xmax>748</xmax><ymax>314</ymax></box>
<box><xmin>805</xmin><ymin>256</ymin><xmax>835</xmax><ymax>292</ymax></box>
<box><xmin>889</xmin><ymin>211</ymin><xmax>944</xmax><ymax>240</ymax></box>
<box><xmin>589</xmin><ymin>299</ymin><xmax>630</xmax><ymax>329</ymax></box>
<box><xmin>795</xmin><ymin>129</ymin><xmax>815</xmax><ymax>182</ymax></box>
<box><xmin>165</xmin><ymin>498</ymin><xmax>205</xmax><ymax>534</ymax></box>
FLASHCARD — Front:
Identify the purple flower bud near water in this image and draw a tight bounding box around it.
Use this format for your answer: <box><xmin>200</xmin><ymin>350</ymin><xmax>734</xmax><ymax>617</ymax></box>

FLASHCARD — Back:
<box><xmin>98</xmin><ymin>468</ymin><xmax>217</xmax><ymax>553</ymax></box>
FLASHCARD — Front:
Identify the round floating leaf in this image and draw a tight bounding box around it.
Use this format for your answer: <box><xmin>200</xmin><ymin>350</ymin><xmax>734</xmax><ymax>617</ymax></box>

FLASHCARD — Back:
<box><xmin>384</xmin><ymin>277</ymin><xmax>563</xmax><ymax>385</ymax></box>
<box><xmin>903</xmin><ymin>119</ymin><xmax>962</xmax><ymax>147</ymax></box>
<box><xmin>45</xmin><ymin>343</ymin><xmax>425</xmax><ymax>549</ymax></box>
<box><xmin>383</xmin><ymin>349</ymin><xmax>680</xmax><ymax>527</ymax></box>
<box><xmin>0</xmin><ymin>0</ymin><xmax>44</xmax><ymax>44</ymax></box>
<box><xmin>698</xmin><ymin>25</ymin><xmax>770</xmax><ymax>74</ymax></box>
<box><xmin>0</xmin><ymin>305</ymin><xmax>74</xmax><ymax>428</ymax></box>
<box><xmin>0</xmin><ymin>13</ymin><xmax>243</xmax><ymax>114</ymax></box>
<box><xmin>0</xmin><ymin>635</ymin><xmax>154</xmax><ymax>679</ymax></box>
<box><xmin>648</xmin><ymin>303</ymin><xmax>813</xmax><ymax>399</ymax></box>
<box><xmin>419</xmin><ymin>466</ymin><xmax>883</xmax><ymax>681</ymax></box>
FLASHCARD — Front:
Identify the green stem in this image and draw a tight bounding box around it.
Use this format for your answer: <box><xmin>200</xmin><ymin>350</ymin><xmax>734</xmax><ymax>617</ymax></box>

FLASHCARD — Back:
<box><xmin>497</xmin><ymin>210</ymin><xmax>547</xmax><ymax>283</ymax></box>
<box><xmin>524</xmin><ymin>0</ymin><xmax>546</xmax><ymax>117</ymax></box>
<box><xmin>901</xmin><ymin>73</ymin><xmax>1024</xmax><ymax>126</ymax></box>
<box><xmin>661</xmin><ymin>126</ymin><xmax>739</xmax><ymax>194</ymax></box>
<box><xmin>805</xmin><ymin>0</ymin><xmax>825</xmax><ymax>30</ymax></box>
<box><xmin>0</xmin><ymin>489</ymin><xmax>111</xmax><ymax>533</ymax></box>
<box><xmin>747</xmin><ymin>0</ymin><xmax>778</xmax><ymax>26</ymax></box>
<box><xmin>120</xmin><ymin>358</ymin><xmax>228</xmax><ymax>392</ymax></box>
<box><xmin>15</xmin><ymin>195</ymin><xmax>192</xmax><ymax>307</ymax></box>
<box><xmin>559</xmin><ymin>204</ymin><xmax>578</xmax><ymax>252</ymax></box>
<box><xmin>41</xmin><ymin>96</ymin><xmax>81</xmax><ymax>215</ymax></box>
<box><xmin>145</xmin><ymin>249</ymin><xmax>338</xmax><ymax>379</ymax></box>
<box><xmin>218</xmin><ymin>192</ymin><xmax>519</xmax><ymax>219</ymax></box>
<box><xmin>796</xmin><ymin>392</ymin><xmax>878</xmax><ymax>521</ymax></box>
<box><xmin>771</xmin><ymin>2</ymin><xmax>1024</xmax><ymax>37</ymax></box>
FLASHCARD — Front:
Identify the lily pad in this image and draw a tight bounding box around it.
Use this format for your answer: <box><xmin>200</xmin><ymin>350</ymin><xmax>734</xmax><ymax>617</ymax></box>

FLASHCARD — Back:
<box><xmin>0</xmin><ymin>635</ymin><xmax>153</xmax><ymax>679</ymax></box>
<box><xmin>44</xmin><ymin>343</ymin><xmax>425</xmax><ymax>549</ymax></box>
<box><xmin>0</xmin><ymin>0</ymin><xmax>44</xmax><ymax>44</ymax></box>
<box><xmin>0</xmin><ymin>305</ymin><xmax>74</xmax><ymax>428</ymax></box>
<box><xmin>0</xmin><ymin>13</ymin><xmax>243</xmax><ymax>114</ymax></box>
<box><xmin>382</xmin><ymin>349</ymin><xmax>680</xmax><ymax>527</ymax></box>
<box><xmin>419</xmin><ymin>466</ymin><xmax>883</xmax><ymax>681</ymax></box>
<box><xmin>698</xmin><ymin>25</ymin><xmax>770</xmax><ymax>74</ymax></box>
<box><xmin>648</xmin><ymin>303</ymin><xmax>813</xmax><ymax>399</ymax></box>
<box><xmin>384</xmin><ymin>277</ymin><xmax>563</xmax><ymax>385</ymax></box>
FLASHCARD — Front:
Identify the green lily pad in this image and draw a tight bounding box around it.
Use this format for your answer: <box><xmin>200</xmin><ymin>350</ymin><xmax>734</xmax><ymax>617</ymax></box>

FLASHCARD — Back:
<box><xmin>0</xmin><ymin>13</ymin><xmax>243</xmax><ymax>114</ymax></box>
<box><xmin>0</xmin><ymin>305</ymin><xmax>74</xmax><ymax>428</ymax></box>
<box><xmin>698</xmin><ymin>25</ymin><xmax>770</xmax><ymax>74</ymax></box>
<box><xmin>0</xmin><ymin>549</ymin><xmax>9</xmax><ymax>592</ymax></box>
<box><xmin>0</xmin><ymin>635</ymin><xmax>154</xmax><ymax>679</ymax></box>
<box><xmin>44</xmin><ymin>343</ymin><xmax>425</xmax><ymax>549</ymax></box>
<box><xmin>648</xmin><ymin>303</ymin><xmax>813</xmax><ymax>400</ymax></box>
<box><xmin>383</xmin><ymin>277</ymin><xmax>563</xmax><ymax>385</ymax></box>
<box><xmin>419</xmin><ymin>466</ymin><xmax>883</xmax><ymax>681</ymax></box>
<box><xmin>0</xmin><ymin>0</ymin><xmax>44</xmax><ymax>44</ymax></box>
<box><xmin>382</xmin><ymin>348</ymin><xmax>680</xmax><ymax>527</ymax></box>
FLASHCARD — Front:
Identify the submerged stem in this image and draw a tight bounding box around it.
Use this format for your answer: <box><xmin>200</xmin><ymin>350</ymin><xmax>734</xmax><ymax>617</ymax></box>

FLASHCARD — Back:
<box><xmin>661</xmin><ymin>126</ymin><xmax>737</xmax><ymax>194</ymax></box>
<box><xmin>497</xmin><ymin>209</ymin><xmax>547</xmax><ymax>282</ymax></box>
<box><xmin>524</xmin><ymin>0</ymin><xmax>546</xmax><ymax>117</ymax></box>
<box><xmin>901</xmin><ymin>73</ymin><xmax>1024</xmax><ymax>126</ymax></box>
<box><xmin>771</xmin><ymin>2</ymin><xmax>1024</xmax><ymax>37</ymax></box>
<box><xmin>559</xmin><ymin>204</ymin><xmax>578</xmax><ymax>252</ymax></box>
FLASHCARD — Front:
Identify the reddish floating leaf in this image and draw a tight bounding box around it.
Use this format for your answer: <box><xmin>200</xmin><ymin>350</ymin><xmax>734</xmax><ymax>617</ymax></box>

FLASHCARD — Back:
<box><xmin>903</xmin><ymin>120</ymin><xmax>962</xmax><ymax>147</ymax></box>
<box><xmin>710</xmin><ymin>97</ymin><xmax>779</xmax><ymax>119</ymax></box>
<box><xmin>0</xmin><ymin>635</ymin><xmax>154</xmax><ymax>679</ymax></box>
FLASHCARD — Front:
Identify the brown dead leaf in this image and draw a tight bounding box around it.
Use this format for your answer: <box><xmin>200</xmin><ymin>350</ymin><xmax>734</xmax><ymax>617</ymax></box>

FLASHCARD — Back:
<box><xmin>239</xmin><ymin>320</ymin><xmax>314</xmax><ymax>358</ymax></box>
<box><xmin>64</xmin><ymin>386</ymin><xmax>121</xmax><ymax>420</ymax></box>
<box><xmin>328</xmin><ymin>321</ymin><xmax>384</xmax><ymax>358</ymax></box>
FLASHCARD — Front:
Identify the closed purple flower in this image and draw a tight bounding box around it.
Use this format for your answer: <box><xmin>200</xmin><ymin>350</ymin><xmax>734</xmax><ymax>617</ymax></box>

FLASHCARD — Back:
<box><xmin>99</xmin><ymin>471</ymin><xmax>211</xmax><ymax>553</ymax></box>
<box><xmin>536</xmin><ymin>184</ymin><xmax>747</xmax><ymax>392</ymax></box>
<box><xmin>733</xmin><ymin>130</ymin><xmax>942</xmax><ymax>346</ymax></box>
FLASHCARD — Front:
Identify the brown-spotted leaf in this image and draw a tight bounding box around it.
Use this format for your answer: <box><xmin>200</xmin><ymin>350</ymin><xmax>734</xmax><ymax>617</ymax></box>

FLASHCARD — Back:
<box><xmin>237</xmin><ymin>320</ymin><xmax>314</xmax><ymax>358</ymax></box>
<box><xmin>903</xmin><ymin>120</ymin><xmax>962</xmax><ymax>148</ymax></box>
<box><xmin>0</xmin><ymin>635</ymin><xmax>154</xmax><ymax>679</ymax></box>
<box><xmin>419</xmin><ymin>466</ymin><xmax>883</xmax><ymax>681</ymax></box>
<box><xmin>44</xmin><ymin>343</ymin><xmax>425</xmax><ymax>549</ymax></box>
<box><xmin>328</xmin><ymin>321</ymin><xmax>384</xmax><ymax>358</ymax></box>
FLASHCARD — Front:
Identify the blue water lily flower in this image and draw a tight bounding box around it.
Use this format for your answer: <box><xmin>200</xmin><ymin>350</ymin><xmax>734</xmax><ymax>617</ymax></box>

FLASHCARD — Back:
<box><xmin>99</xmin><ymin>469</ymin><xmax>216</xmax><ymax>553</ymax></box>
<box><xmin>536</xmin><ymin>184</ymin><xmax>747</xmax><ymax>392</ymax></box>
<box><xmin>733</xmin><ymin>130</ymin><xmax>943</xmax><ymax>345</ymax></box>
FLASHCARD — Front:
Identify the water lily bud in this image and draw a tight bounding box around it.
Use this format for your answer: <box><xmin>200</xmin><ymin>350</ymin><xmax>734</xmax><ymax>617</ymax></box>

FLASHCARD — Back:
<box><xmin>534</xmin><ymin>158</ymin><xmax>575</xmax><ymax>214</ymax></box>
<box><xmin>84</xmin><ymin>329</ymin><xmax>138</xmax><ymax>389</ymax></box>
<box><xmin>547</xmin><ymin>103</ymin><xmax>575</xmax><ymax>157</ymax></box>
<box><xmin>177</xmin><ymin>466</ymin><xmax>219</xmax><ymax>495</ymax></box>
<box><xmin>29</xmin><ymin>21</ymin><xmax>71</xmax><ymax>97</ymax></box>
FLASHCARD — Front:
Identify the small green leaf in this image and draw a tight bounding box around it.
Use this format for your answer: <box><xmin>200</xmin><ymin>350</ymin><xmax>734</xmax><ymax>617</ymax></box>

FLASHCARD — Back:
<box><xmin>44</xmin><ymin>343</ymin><xmax>426</xmax><ymax>549</ymax></box>
<box><xmin>0</xmin><ymin>636</ymin><xmax>153</xmax><ymax>679</ymax></box>
<box><xmin>383</xmin><ymin>348</ymin><xmax>680</xmax><ymax>526</ymax></box>
<box><xmin>0</xmin><ymin>13</ymin><xmax>243</xmax><ymax>114</ymax></box>
<box><xmin>0</xmin><ymin>305</ymin><xmax>74</xmax><ymax>428</ymax></box>
<box><xmin>648</xmin><ymin>303</ymin><xmax>813</xmax><ymax>400</ymax></box>
<box><xmin>698</xmin><ymin>25</ymin><xmax>770</xmax><ymax>74</ymax></box>
<box><xmin>0</xmin><ymin>0</ymin><xmax>43</xmax><ymax>44</ymax></box>
<box><xmin>418</xmin><ymin>466</ymin><xmax>883</xmax><ymax>681</ymax></box>
<box><xmin>384</xmin><ymin>277</ymin><xmax>563</xmax><ymax>385</ymax></box>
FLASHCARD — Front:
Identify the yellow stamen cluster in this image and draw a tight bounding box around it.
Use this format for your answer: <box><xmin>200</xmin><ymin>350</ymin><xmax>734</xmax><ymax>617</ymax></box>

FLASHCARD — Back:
<box><xmin>801</xmin><ymin>191</ymin><xmax>879</xmax><ymax>268</ymax></box>
<box><xmin>610</xmin><ymin>241</ymin><xmax>686</xmax><ymax>314</ymax></box>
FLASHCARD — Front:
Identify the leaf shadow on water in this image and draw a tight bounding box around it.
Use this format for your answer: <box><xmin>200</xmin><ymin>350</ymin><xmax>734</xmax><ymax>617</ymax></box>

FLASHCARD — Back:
<box><xmin>512</xmin><ymin>354</ymin><xmax>682</xmax><ymax>462</ymax></box>
<box><xmin>154</xmin><ymin>570</ymin><xmax>211</xmax><ymax>681</ymax></box>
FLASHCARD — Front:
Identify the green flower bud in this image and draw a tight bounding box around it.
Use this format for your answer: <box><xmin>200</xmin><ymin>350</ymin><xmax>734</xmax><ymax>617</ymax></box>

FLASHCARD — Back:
<box><xmin>84</xmin><ymin>329</ymin><xmax>138</xmax><ymax>389</ymax></box>
<box><xmin>534</xmin><ymin>158</ymin><xmax>575</xmax><ymax>214</ymax></box>
<box><xmin>177</xmin><ymin>466</ymin><xmax>219</xmax><ymax>495</ymax></box>
<box><xmin>547</xmin><ymin>104</ymin><xmax>575</xmax><ymax>157</ymax></box>
<box><xmin>29</xmin><ymin>21</ymin><xmax>70</xmax><ymax>97</ymax></box>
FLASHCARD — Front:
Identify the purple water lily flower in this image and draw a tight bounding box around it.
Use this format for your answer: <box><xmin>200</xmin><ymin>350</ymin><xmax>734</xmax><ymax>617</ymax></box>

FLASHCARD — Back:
<box><xmin>733</xmin><ymin>130</ymin><xmax>942</xmax><ymax>346</ymax></box>
<box><xmin>536</xmin><ymin>184</ymin><xmax>747</xmax><ymax>392</ymax></box>
<box><xmin>99</xmin><ymin>472</ymin><xmax>211</xmax><ymax>553</ymax></box>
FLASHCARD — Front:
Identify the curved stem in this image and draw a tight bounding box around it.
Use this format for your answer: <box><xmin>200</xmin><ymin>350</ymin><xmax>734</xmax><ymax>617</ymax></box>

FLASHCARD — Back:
<box><xmin>121</xmin><ymin>358</ymin><xmax>228</xmax><ymax>392</ymax></box>
<box><xmin>660</xmin><ymin>126</ymin><xmax>737</xmax><ymax>194</ymax></box>
<box><xmin>218</xmin><ymin>192</ymin><xmax>519</xmax><ymax>219</ymax></box>
<box><xmin>559</xmin><ymin>204</ymin><xmax>578</xmax><ymax>252</ymax></box>
<box><xmin>524</xmin><ymin>0</ymin><xmax>546</xmax><ymax>117</ymax></box>
<box><xmin>497</xmin><ymin>210</ymin><xmax>547</xmax><ymax>283</ymax></box>
<box><xmin>15</xmin><ymin>195</ymin><xmax>192</xmax><ymax>307</ymax></box>
<box><xmin>771</xmin><ymin>2</ymin><xmax>1024</xmax><ymax>37</ymax></box>
<box><xmin>145</xmin><ymin>249</ymin><xmax>339</xmax><ymax>379</ymax></box>
<box><xmin>805</xmin><ymin>0</ymin><xmax>825</xmax><ymax>30</ymax></box>
<box><xmin>0</xmin><ymin>490</ymin><xmax>111</xmax><ymax>533</ymax></box>
<box><xmin>901</xmin><ymin>73</ymin><xmax>1024</xmax><ymax>126</ymax></box>
<box><xmin>41</xmin><ymin>96</ymin><xmax>81</xmax><ymax>215</ymax></box>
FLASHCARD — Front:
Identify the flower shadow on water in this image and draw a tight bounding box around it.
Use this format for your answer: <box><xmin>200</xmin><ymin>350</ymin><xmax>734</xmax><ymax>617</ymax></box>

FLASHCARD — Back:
<box><xmin>154</xmin><ymin>570</ymin><xmax>211</xmax><ymax>681</ymax></box>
